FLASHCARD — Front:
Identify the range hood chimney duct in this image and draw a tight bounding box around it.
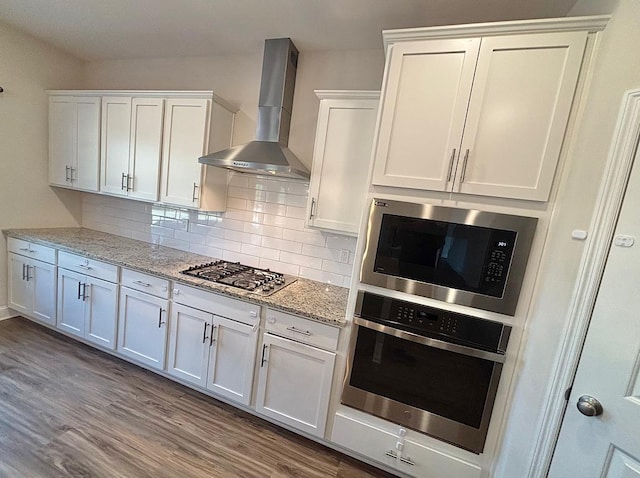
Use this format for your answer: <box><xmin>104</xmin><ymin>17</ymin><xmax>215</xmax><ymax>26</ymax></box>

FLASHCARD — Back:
<box><xmin>199</xmin><ymin>38</ymin><xmax>310</xmax><ymax>180</ymax></box>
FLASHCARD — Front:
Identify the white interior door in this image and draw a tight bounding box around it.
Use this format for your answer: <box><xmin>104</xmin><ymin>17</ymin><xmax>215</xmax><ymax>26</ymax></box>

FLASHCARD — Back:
<box><xmin>550</xmin><ymin>146</ymin><xmax>640</xmax><ymax>476</ymax></box>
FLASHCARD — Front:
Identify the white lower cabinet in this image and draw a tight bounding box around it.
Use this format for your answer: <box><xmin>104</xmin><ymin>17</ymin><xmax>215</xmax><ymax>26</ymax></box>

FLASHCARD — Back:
<box><xmin>57</xmin><ymin>268</ymin><xmax>118</xmax><ymax>349</ymax></box>
<box><xmin>331</xmin><ymin>412</ymin><xmax>481</xmax><ymax>478</ymax></box>
<box><xmin>117</xmin><ymin>287</ymin><xmax>169</xmax><ymax>370</ymax></box>
<box><xmin>256</xmin><ymin>310</ymin><xmax>338</xmax><ymax>438</ymax></box>
<box><xmin>8</xmin><ymin>253</ymin><xmax>56</xmax><ymax>326</ymax></box>
<box><xmin>167</xmin><ymin>285</ymin><xmax>260</xmax><ymax>405</ymax></box>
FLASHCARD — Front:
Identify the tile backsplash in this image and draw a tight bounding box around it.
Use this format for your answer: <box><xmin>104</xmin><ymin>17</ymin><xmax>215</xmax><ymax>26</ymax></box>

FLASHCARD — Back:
<box><xmin>82</xmin><ymin>172</ymin><xmax>357</xmax><ymax>287</ymax></box>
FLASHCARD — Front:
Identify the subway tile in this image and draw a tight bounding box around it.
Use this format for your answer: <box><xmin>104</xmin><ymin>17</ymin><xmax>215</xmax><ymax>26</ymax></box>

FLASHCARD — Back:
<box><xmin>263</xmin><ymin>214</ymin><xmax>305</xmax><ymax>230</ymax></box>
<box><xmin>299</xmin><ymin>267</ymin><xmax>345</xmax><ymax>286</ymax></box>
<box><xmin>246</xmin><ymin>201</ymin><xmax>288</xmax><ymax>216</ymax></box>
<box><xmin>244</xmin><ymin>222</ymin><xmax>283</xmax><ymax>239</ymax></box>
<box><xmin>224</xmin><ymin>229</ymin><xmax>262</xmax><ymax>246</ymax></box>
<box><xmin>159</xmin><ymin>237</ymin><xmax>190</xmax><ymax>252</ymax></box>
<box><xmin>188</xmin><ymin>222</ymin><xmax>225</xmax><ymax>238</ymax></box>
<box><xmin>175</xmin><ymin>230</ymin><xmax>206</xmax><ymax>245</ymax></box>
<box><xmin>322</xmin><ymin>260</ymin><xmax>356</xmax><ymax>276</ymax></box>
<box><xmin>280</xmin><ymin>251</ymin><xmax>323</xmax><ymax>269</ymax></box>
<box><xmin>222</xmin><ymin>251</ymin><xmax>260</xmax><ymax>268</ymax></box>
<box><xmin>261</xmin><ymin>236</ymin><xmax>302</xmax><ymax>254</ymax></box>
<box><xmin>342</xmin><ymin>275</ymin><xmax>354</xmax><ymax>288</ymax></box>
<box><xmin>258</xmin><ymin>258</ymin><xmax>301</xmax><ymax>276</ymax></box>
<box><xmin>325</xmin><ymin>234</ymin><xmax>358</xmax><ymax>252</ymax></box>
<box><xmin>301</xmin><ymin>243</ymin><xmax>342</xmax><ymax>261</ymax></box>
<box><xmin>151</xmin><ymin>225</ymin><xmax>175</xmax><ymax>238</ymax></box>
<box><xmin>205</xmin><ymin>236</ymin><xmax>242</xmax><ymax>253</ymax></box>
<box><xmin>241</xmin><ymin>244</ymin><xmax>280</xmax><ymax>261</ymax></box>
<box><xmin>131</xmin><ymin>211</ymin><xmax>153</xmax><ymax>224</ymax></box>
<box><xmin>218</xmin><ymin>217</ymin><xmax>245</xmax><ymax>232</ymax></box>
<box><xmin>228</xmin><ymin>172</ymin><xmax>249</xmax><ymax>188</ymax></box>
<box><xmin>282</xmin><ymin>228</ymin><xmax>326</xmax><ymax>247</ymax></box>
<box><xmin>284</xmin><ymin>194</ymin><xmax>307</xmax><ymax>208</ymax></box>
<box><xmin>285</xmin><ymin>206</ymin><xmax>307</xmax><ymax>220</ymax></box>
<box><xmin>130</xmin><ymin>230</ymin><xmax>153</xmax><ymax>243</ymax></box>
<box><xmin>226</xmin><ymin>197</ymin><xmax>247</xmax><ymax>210</ymax></box>
<box><xmin>265</xmin><ymin>191</ymin><xmax>287</xmax><ymax>205</ymax></box>
<box><xmin>189</xmin><ymin>243</ymin><xmax>223</xmax><ymax>259</ymax></box>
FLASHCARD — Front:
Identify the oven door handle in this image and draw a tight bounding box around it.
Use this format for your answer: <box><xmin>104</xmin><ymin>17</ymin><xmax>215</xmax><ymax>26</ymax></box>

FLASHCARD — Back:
<box><xmin>353</xmin><ymin>317</ymin><xmax>507</xmax><ymax>363</ymax></box>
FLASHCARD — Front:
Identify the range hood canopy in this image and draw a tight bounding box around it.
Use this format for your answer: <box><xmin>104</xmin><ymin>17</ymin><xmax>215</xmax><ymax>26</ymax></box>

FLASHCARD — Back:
<box><xmin>199</xmin><ymin>38</ymin><xmax>310</xmax><ymax>180</ymax></box>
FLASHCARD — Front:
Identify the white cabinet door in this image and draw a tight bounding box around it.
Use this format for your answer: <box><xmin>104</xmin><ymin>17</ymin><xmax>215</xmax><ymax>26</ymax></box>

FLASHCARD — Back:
<box><xmin>256</xmin><ymin>333</ymin><xmax>336</xmax><ymax>438</ymax></box>
<box><xmin>8</xmin><ymin>253</ymin><xmax>31</xmax><ymax>315</ymax></box>
<box><xmin>371</xmin><ymin>39</ymin><xmax>480</xmax><ymax>191</ymax></box>
<box><xmin>307</xmin><ymin>92</ymin><xmax>378</xmax><ymax>235</ymax></box>
<box><xmin>48</xmin><ymin>96</ymin><xmax>77</xmax><ymax>188</ymax></box>
<box><xmin>206</xmin><ymin>315</ymin><xmax>258</xmax><ymax>405</ymax></box>
<box><xmin>160</xmin><ymin>98</ymin><xmax>209</xmax><ymax>208</ymax></box>
<box><xmin>456</xmin><ymin>32</ymin><xmax>587</xmax><ymax>201</ymax></box>
<box><xmin>128</xmin><ymin>97</ymin><xmax>163</xmax><ymax>201</ymax></box>
<box><xmin>30</xmin><ymin>260</ymin><xmax>56</xmax><ymax>326</ymax></box>
<box><xmin>74</xmin><ymin>97</ymin><xmax>101</xmax><ymax>192</ymax></box>
<box><xmin>84</xmin><ymin>277</ymin><xmax>118</xmax><ymax>350</ymax></box>
<box><xmin>117</xmin><ymin>287</ymin><xmax>169</xmax><ymax>370</ymax></box>
<box><xmin>57</xmin><ymin>269</ymin><xmax>86</xmax><ymax>338</ymax></box>
<box><xmin>166</xmin><ymin>303</ymin><xmax>212</xmax><ymax>388</ymax></box>
<box><xmin>100</xmin><ymin>97</ymin><xmax>132</xmax><ymax>196</ymax></box>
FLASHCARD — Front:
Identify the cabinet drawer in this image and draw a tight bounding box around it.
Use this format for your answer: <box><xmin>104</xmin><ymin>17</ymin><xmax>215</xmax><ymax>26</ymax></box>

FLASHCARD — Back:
<box><xmin>58</xmin><ymin>251</ymin><xmax>119</xmax><ymax>283</ymax></box>
<box><xmin>7</xmin><ymin>237</ymin><xmax>56</xmax><ymax>264</ymax></box>
<box><xmin>332</xmin><ymin>412</ymin><xmax>481</xmax><ymax>478</ymax></box>
<box><xmin>172</xmin><ymin>283</ymin><xmax>260</xmax><ymax>326</ymax></box>
<box><xmin>121</xmin><ymin>268</ymin><xmax>170</xmax><ymax>299</ymax></box>
<box><xmin>265</xmin><ymin>308</ymin><xmax>339</xmax><ymax>351</ymax></box>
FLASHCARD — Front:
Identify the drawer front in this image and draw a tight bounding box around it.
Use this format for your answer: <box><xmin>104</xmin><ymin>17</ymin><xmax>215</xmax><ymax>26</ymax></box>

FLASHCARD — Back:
<box><xmin>121</xmin><ymin>268</ymin><xmax>170</xmax><ymax>299</ymax></box>
<box><xmin>58</xmin><ymin>251</ymin><xmax>119</xmax><ymax>283</ymax></box>
<box><xmin>332</xmin><ymin>412</ymin><xmax>481</xmax><ymax>478</ymax></box>
<box><xmin>265</xmin><ymin>308</ymin><xmax>339</xmax><ymax>351</ymax></box>
<box><xmin>7</xmin><ymin>237</ymin><xmax>56</xmax><ymax>264</ymax></box>
<box><xmin>172</xmin><ymin>283</ymin><xmax>260</xmax><ymax>326</ymax></box>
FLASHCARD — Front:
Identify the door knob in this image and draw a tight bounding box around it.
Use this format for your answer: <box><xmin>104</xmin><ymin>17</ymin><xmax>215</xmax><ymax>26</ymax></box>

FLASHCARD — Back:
<box><xmin>577</xmin><ymin>395</ymin><xmax>603</xmax><ymax>417</ymax></box>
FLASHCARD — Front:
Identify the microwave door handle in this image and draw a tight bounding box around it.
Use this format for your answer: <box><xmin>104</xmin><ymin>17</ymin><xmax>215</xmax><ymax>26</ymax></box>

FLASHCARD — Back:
<box><xmin>353</xmin><ymin>316</ymin><xmax>506</xmax><ymax>363</ymax></box>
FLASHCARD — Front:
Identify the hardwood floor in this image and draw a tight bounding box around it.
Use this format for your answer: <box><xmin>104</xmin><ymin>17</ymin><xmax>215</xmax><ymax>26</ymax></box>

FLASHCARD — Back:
<box><xmin>0</xmin><ymin>317</ymin><xmax>394</xmax><ymax>478</ymax></box>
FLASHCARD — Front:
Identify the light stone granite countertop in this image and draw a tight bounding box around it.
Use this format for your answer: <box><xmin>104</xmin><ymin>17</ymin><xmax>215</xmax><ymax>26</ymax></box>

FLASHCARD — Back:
<box><xmin>4</xmin><ymin>228</ymin><xmax>349</xmax><ymax>327</ymax></box>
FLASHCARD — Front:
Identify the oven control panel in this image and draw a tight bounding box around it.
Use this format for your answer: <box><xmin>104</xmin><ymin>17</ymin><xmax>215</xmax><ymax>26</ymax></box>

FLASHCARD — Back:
<box><xmin>356</xmin><ymin>291</ymin><xmax>510</xmax><ymax>353</ymax></box>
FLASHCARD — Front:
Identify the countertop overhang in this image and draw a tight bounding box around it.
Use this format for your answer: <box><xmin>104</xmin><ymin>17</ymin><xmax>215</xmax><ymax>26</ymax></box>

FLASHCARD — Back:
<box><xmin>4</xmin><ymin>228</ymin><xmax>348</xmax><ymax>327</ymax></box>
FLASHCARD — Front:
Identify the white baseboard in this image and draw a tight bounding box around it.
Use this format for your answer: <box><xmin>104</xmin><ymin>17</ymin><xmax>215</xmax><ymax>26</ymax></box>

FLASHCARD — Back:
<box><xmin>0</xmin><ymin>306</ymin><xmax>18</xmax><ymax>321</ymax></box>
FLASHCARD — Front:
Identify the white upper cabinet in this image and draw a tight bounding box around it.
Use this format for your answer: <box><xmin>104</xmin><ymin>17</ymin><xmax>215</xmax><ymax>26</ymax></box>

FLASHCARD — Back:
<box><xmin>306</xmin><ymin>91</ymin><xmax>379</xmax><ymax>235</ymax></box>
<box><xmin>49</xmin><ymin>95</ymin><xmax>100</xmax><ymax>191</ymax></box>
<box><xmin>372</xmin><ymin>39</ymin><xmax>480</xmax><ymax>192</ymax></box>
<box><xmin>160</xmin><ymin>97</ymin><xmax>235</xmax><ymax>211</ymax></box>
<box><xmin>372</xmin><ymin>30</ymin><xmax>588</xmax><ymax>201</ymax></box>
<box><xmin>100</xmin><ymin>96</ymin><xmax>164</xmax><ymax>201</ymax></box>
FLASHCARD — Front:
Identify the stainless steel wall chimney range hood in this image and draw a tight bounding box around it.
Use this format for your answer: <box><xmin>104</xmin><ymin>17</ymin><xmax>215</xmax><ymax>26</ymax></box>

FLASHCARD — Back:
<box><xmin>199</xmin><ymin>38</ymin><xmax>310</xmax><ymax>180</ymax></box>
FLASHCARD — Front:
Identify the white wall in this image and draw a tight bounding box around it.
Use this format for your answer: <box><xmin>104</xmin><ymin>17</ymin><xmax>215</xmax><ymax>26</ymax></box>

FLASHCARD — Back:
<box><xmin>0</xmin><ymin>20</ymin><xmax>85</xmax><ymax>313</ymax></box>
<box><xmin>495</xmin><ymin>1</ymin><xmax>640</xmax><ymax>475</ymax></box>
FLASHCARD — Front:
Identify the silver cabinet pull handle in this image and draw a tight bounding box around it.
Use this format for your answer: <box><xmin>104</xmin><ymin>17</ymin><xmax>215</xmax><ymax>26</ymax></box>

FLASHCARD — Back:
<box><xmin>459</xmin><ymin>149</ymin><xmax>470</xmax><ymax>183</ymax></box>
<box><xmin>22</xmin><ymin>263</ymin><xmax>27</xmax><ymax>281</ymax></box>
<box><xmin>209</xmin><ymin>324</ymin><xmax>218</xmax><ymax>346</ymax></box>
<box><xmin>158</xmin><ymin>308</ymin><xmax>166</xmax><ymax>327</ymax></box>
<box><xmin>309</xmin><ymin>198</ymin><xmax>316</xmax><ymax>220</ymax></box>
<box><xmin>447</xmin><ymin>148</ymin><xmax>456</xmax><ymax>181</ymax></box>
<box><xmin>77</xmin><ymin>281</ymin><xmax>82</xmax><ymax>300</ymax></box>
<box><xmin>133</xmin><ymin>280</ymin><xmax>151</xmax><ymax>287</ymax></box>
<box><xmin>202</xmin><ymin>322</ymin><xmax>209</xmax><ymax>344</ymax></box>
<box><xmin>192</xmin><ymin>183</ymin><xmax>199</xmax><ymax>202</ymax></box>
<box><xmin>261</xmin><ymin>343</ymin><xmax>268</xmax><ymax>367</ymax></box>
<box><xmin>78</xmin><ymin>264</ymin><xmax>92</xmax><ymax>270</ymax></box>
<box><xmin>25</xmin><ymin>265</ymin><xmax>33</xmax><ymax>282</ymax></box>
<box><xmin>82</xmin><ymin>283</ymin><xmax>89</xmax><ymax>301</ymax></box>
<box><xmin>70</xmin><ymin>167</ymin><xmax>76</xmax><ymax>182</ymax></box>
<box><xmin>121</xmin><ymin>172</ymin><xmax>128</xmax><ymax>191</ymax></box>
<box><xmin>65</xmin><ymin>165</ymin><xmax>71</xmax><ymax>182</ymax></box>
<box><xmin>286</xmin><ymin>326</ymin><xmax>311</xmax><ymax>336</ymax></box>
<box><xmin>126</xmin><ymin>174</ymin><xmax>132</xmax><ymax>192</ymax></box>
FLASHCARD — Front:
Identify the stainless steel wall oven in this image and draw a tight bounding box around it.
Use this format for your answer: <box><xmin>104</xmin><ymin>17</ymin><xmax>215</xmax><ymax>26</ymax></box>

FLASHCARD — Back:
<box><xmin>341</xmin><ymin>291</ymin><xmax>511</xmax><ymax>453</ymax></box>
<box><xmin>361</xmin><ymin>199</ymin><xmax>538</xmax><ymax>315</ymax></box>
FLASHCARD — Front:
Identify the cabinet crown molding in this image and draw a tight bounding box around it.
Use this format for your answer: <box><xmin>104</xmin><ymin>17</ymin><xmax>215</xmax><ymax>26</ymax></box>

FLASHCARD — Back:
<box><xmin>46</xmin><ymin>90</ymin><xmax>238</xmax><ymax>112</ymax></box>
<box><xmin>382</xmin><ymin>15</ymin><xmax>610</xmax><ymax>52</ymax></box>
<box><xmin>314</xmin><ymin>90</ymin><xmax>380</xmax><ymax>101</ymax></box>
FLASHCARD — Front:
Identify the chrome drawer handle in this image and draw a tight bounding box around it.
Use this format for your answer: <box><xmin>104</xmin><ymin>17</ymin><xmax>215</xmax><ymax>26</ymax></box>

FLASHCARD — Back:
<box><xmin>158</xmin><ymin>308</ymin><xmax>166</xmax><ymax>327</ymax></box>
<box><xmin>133</xmin><ymin>280</ymin><xmax>151</xmax><ymax>287</ymax></box>
<box><xmin>286</xmin><ymin>326</ymin><xmax>311</xmax><ymax>336</ymax></box>
<box><xmin>78</xmin><ymin>264</ymin><xmax>92</xmax><ymax>270</ymax></box>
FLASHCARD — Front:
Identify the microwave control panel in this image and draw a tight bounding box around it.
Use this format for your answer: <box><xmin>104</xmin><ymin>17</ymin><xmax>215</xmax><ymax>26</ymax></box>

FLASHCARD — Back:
<box><xmin>479</xmin><ymin>235</ymin><xmax>517</xmax><ymax>295</ymax></box>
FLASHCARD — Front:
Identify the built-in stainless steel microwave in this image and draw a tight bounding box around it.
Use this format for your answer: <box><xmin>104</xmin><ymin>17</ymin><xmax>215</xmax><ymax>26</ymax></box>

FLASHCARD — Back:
<box><xmin>360</xmin><ymin>199</ymin><xmax>538</xmax><ymax>315</ymax></box>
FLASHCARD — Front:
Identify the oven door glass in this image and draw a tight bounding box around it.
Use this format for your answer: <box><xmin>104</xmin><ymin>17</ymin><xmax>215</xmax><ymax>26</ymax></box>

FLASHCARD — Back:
<box><xmin>374</xmin><ymin>214</ymin><xmax>517</xmax><ymax>298</ymax></box>
<box><xmin>349</xmin><ymin>326</ymin><xmax>496</xmax><ymax>429</ymax></box>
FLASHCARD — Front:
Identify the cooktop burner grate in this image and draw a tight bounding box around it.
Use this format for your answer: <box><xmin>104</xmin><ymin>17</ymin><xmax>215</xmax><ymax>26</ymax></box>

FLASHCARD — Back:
<box><xmin>181</xmin><ymin>260</ymin><xmax>295</xmax><ymax>296</ymax></box>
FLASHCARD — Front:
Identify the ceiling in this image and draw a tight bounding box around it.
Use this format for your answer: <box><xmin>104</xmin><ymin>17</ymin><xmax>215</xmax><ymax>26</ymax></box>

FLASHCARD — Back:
<box><xmin>0</xmin><ymin>0</ymin><xmax>582</xmax><ymax>61</ymax></box>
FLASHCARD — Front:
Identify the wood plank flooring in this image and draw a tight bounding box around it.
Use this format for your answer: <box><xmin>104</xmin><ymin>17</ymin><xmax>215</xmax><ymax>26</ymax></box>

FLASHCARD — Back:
<box><xmin>0</xmin><ymin>317</ymin><xmax>394</xmax><ymax>478</ymax></box>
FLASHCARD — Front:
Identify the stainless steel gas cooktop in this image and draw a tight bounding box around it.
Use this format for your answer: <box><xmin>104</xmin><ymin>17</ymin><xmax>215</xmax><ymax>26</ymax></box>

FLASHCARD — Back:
<box><xmin>181</xmin><ymin>261</ymin><xmax>295</xmax><ymax>296</ymax></box>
